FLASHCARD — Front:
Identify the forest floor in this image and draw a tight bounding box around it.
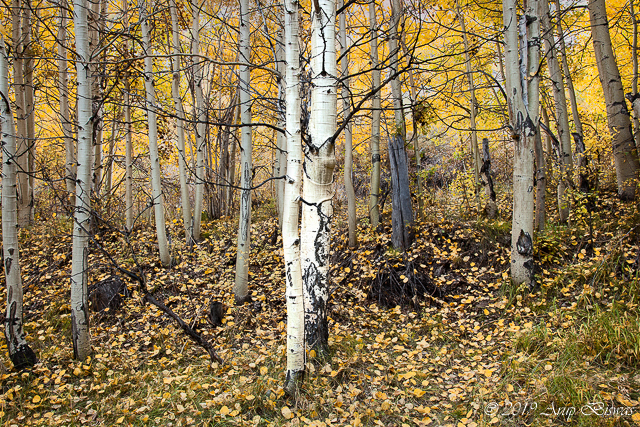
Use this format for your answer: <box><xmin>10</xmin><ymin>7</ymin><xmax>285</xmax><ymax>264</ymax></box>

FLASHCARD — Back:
<box><xmin>0</xmin><ymin>189</ymin><xmax>639</xmax><ymax>427</ymax></box>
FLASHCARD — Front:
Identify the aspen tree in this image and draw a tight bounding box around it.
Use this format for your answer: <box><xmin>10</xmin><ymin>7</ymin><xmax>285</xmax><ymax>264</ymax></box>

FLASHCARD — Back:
<box><xmin>368</xmin><ymin>0</ymin><xmax>381</xmax><ymax>228</ymax></box>
<box><xmin>58</xmin><ymin>7</ymin><xmax>76</xmax><ymax>207</ymax></box>
<box><xmin>170</xmin><ymin>0</ymin><xmax>194</xmax><ymax>246</ymax></box>
<box><xmin>192</xmin><ymin>0</ymin><xmax>206</xmax><ymax>240</ymax></box>
<box><xmin>540</xmin><ymin>0</ymin><xmax>572</xmax><ymax>222</ymax></box>
<box><xmin>588</xmin><ymin>0</ymin><xmax>640</xmax><ymax>200</ymax></box>
<box><xmin>503</xmin><ymin>0</ymin><xmax>539</xmax><ymax>287</ymax></box>
<box><xmin>234</xmin><ymin>0</ymin><xmax>253</xmax><ymax>304</ymax></box>
<box><xmin>70</xmin><ymin>0</ymin><xmax>93</xmax><ymax>360</ymax></box>
<box><xmin>275</xmin><ymin>32</ymin><xmax>287</xmax><ymax>229</ymax></box>
<box><xmin>1</xmin><ymin>37</ymin><xmax>37</xmax><ymax>370</ymax></box>
<box><xmin>302</xmin><ymin>0</ymin><xmax>337</xmax><ymax>354</ymax></box>
<box><xmin>140</xmin><ymin>0</ymin><xmax>171</xmax><ymax>267</ymax></box>
<box><xmin>283</xmin><ymin>0</ymin><xmax>305</xmax><ymax>391</ymax></box>
<box><xmin>339</xmin><ymin>0</ymin><xmax>357</xmax><ymax>248</ymax></box>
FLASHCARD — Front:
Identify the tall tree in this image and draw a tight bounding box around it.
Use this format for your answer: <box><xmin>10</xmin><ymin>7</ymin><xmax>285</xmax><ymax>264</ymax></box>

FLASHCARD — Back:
<box><xmin>302</xmin><ymin>0</ymin><xmax>337</xmax><ymax>355</ymax></box>
<box><xmin>123</xmin><ymin>0</ymin><xmax>133</xmax><ymax>232</ymax></box>
<box><xmin>388</xmin><ymin>0</ymin><xmax>413</xmax><ymax>250</ymax></box>
<box><xmin>191</xmin><ymin>0</ymin><xmax>206</xmax><ymax>240</ymax></box>
<box><xmin>503</xmin><ymin>0</ymin><xmax>539</xmax><ymax>286</ymax></box>
<box><xmin>70</xmin><ymin>0</ymin><xmax>94</xmax><ymax>361</ymax></box>
<box><xmin>1</xmin><ymin>36</ymin><xmax>37</xmax><ymax>370</ymax></box>
<box><xmin>339</xmin><ymin>0</ymin><xmax>357</xmax><ymax>248</ymax></box>
<box><xmin>541</xmin><ymin>0</ymin><xmax>572</xmax><ymax>222</ymax></box>
<box><xmin>140</xmin><ymin>0</ymin><xmax>171</xmax><ymax>267</ymax></box>
<box><xmin>368</xmin><ymin>0</ymin><xmax>381</xmax><ymax>229</ymax></box>
<box><xmin>170</xmin><ymin>0</ymin><xmax>194</xmax><ymax>246</ymax></box>
<box><xmin>282</xmin><ymin>0</ymin><xmax>304</xmax><ymax>391</ymax></box>
<box><xmin>58</xmin><ymin>6</ymin><xmax>76</xmax><ymax>207</ymax></box>
<box><xmin>588</xmin><ymin>0</ymin><xmax>640</xmax><ymax>200</ymax></box>
<box><xmin>234</xmin><ymin>0</ymin><xmax>253</xmax><ymax>304</ymax></box>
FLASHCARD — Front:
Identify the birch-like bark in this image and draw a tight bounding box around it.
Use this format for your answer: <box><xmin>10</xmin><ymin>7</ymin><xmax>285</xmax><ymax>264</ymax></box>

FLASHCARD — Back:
<box><xmin>58</xmin><ymin>7</ymin><xmax>76</xmax><ymax>207</ymax></box>
<box><xmin>457</xmin><ymin>1</ymin><xmax>482</xmax><ymax>210</ymax></box>
<box><xmin>170</xmin><ymin>0</ymin><xmax>193</xmax><ymax>246</ymax></box>
<box><xmin>122</xmin><ymin>0</ymin><xmax>133</xmax><ymax>231</ymax></box>
<box><xmin>23</xmin><ymin>1</ymin><xmax>35</xmax><ymax>221</ymax></box>
<box><xmin>103</xmin><ymin>108</ymin><xmax>118</xmax><ymax>196</ymax></box>
<box><xmin>339</xmin><ymin>0</ymin><xmax>357</xmax><ymax>248</ymax></box>
<box><xmin>388</xmin><ymin>0</ymin><xmax>413</xmax><ymax>250</ymax></box>
<box><xmin>12</xmin><ymin>0</ymin><xmax>31</xmax><ymax>226</ymax></box>
<box><xmin>1</xmin><ymin>38</ymin><xmax>37</xmax><ymax>370</ymax></box>
<box><xmin>302</xmin><ymin>0</ymin><xmax>337</xmax><ymax>354</ymax></box>
<box><xmin>275</xmin><ymin>32</ymin><xmax>287</xmax><ymax>229</ymax></box>
<box><xmin>504</xmin><ymin>0</ymin><xmax>537</xmax><ymax>287</ymax></box>
<box><xmin>541</xmin><ymin>0</ymin><xmax>571</xmax><ymax>221</ymax></box>
<box><xmin>534</xmin><ymin>125</ymin><xmax>546</xmax><ymax>230</ymax></box>
<box><xmin>234</xmin><ymin>0</ymin><xmax>253</xmax><ymax>304</ymax></box>
<box><xmin>369</xmin><ymin>0</ymin><xmax>381</xmax><ymax>228</ymax></box>
<box><xmin>283</xmin><ymin>0</ymin><xmax>305</xmax><ymax>391</ymax></box>
<box><xmin>90</xmin><ymin>0</ymin><xmax>104</xmax><ymax>194</ymax></box>
<box><xmin>588</xmin><ymin>0</ymin><xmax>640</xmax><ymax>200</ymax></box>
<box><xmin>631</xmin><ymin>0</ymin><xmax>640</xmax><ymax>151</ymax></box>
<box><xmin>71</xmin><ymin>0</ymin><xmax>93</xmax><ymax>361</ymax></box>
<box><xmin>140</xmin><ymin>1</ymin><xmax>171</xmax><ymax>267</ymax></box>
<box><xmin>192</xmin><ymin>0</ymin><xmax>206</xmax><ymax>240</ymax></box>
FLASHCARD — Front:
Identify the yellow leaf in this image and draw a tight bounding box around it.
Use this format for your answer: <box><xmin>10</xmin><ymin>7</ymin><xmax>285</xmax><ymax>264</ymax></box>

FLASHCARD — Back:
<box><xmin>632</xmin><ymin>413</ymin><xmax>640</xmax><ymax>423</ymax></box>
<box><xmin>73</xmin><ymin>367</ymin><xmax>82</xmax><ymax>376</ymax></box>
<box><xmin>544</xmin><ymin>364</ymin><xmax>552</xmax><ymax>371</ymax></box>
<box><xmin>116</xmin><ymin>416</ymin><xmax>125</xmax><ymax>424</ymax></box>
<box><xmin>413</xmin><ymin>388</ymin><xmax>426</xmax><ymax>397</ymax></box>
<box><xmin>260</xmin><ymin>366</ymin><xmax>268</xmax><ymax>375</ymax></box>
<box><xmin>506</xmin><ymin>384</ymin><xmax>514</xmax><ymax>392</ymax></box>
<box><xmin>281</xmin><ymin>406</ymin><xmax>293</xmax><ymax>419</ymax></box>
<box><xmin>483</xmin><ymin>309</ymin><xmax>489</xmax><ymax>315</ymax></box>
<box><xmin>220</xmin><ymin>406</ymin><xmax>230</xmax><ymax>415</ymax></box>
<box><xmin>32</xmin><ymin>395</ymin><xmax>41</xmax><ymax>404</ymax></box>
<box><xmin>246</xmin><ymin>395</ymin><xmax>255</xmax><ymax>401</ymax></box>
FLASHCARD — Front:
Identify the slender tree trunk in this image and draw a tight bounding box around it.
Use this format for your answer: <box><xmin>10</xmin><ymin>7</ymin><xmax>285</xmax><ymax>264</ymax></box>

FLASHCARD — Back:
<box><xmin>123</xmin><ymin>0</ymin><xmax>133</xmax><ymax>232</ymax></box>
<box><xmin>534</xmin><ymin>127</ymin><xmax>546</xmax><ymax>230</ymax></box>
<box><xmin>226</xmin><ymin>106</ymin><xmax>239</xmax><ymax>215</ymax></box>
<box><xmin>504</xmin><ymin>0</ymin><xmax>538</xmax><ymax>287</ymax></box>
<box><xmin>90</xmin><ymin>0</ymin><xmax>104</xmax><ymax>195</ymax></box>
<box><xmin>140</xmin><ymin>1</ymin><xmax>171</xmax><ymax>267</ymax></box>
<box><xmin>234</xmin><ymin>0</ymin><xmax>253</xmax><ymax>304</ymax></box>
<box><xmin>302</xmin><ymin>0</ymin><xmax>337</xmax><ymax>355</ymax></box>
<box><xmin>388</xmin><ymin>0</ymin><xmax>413</xmax><ymax>250</ymax></box>
<box><xmin>282</xmin><ymin>0</ymin><xmax>304</xmax><ymax>391</ymax></box>
<box><xmin>103</xmin><ymin>108</ymin><xmax>118</xmax><ymax>196</ymax></box>
<box><xmin>457</xmin><ymin>0</ymin><xmax>482</xmax><ymax>210</ymax></box>
<box><xmin>339</xmin><ymin>0</ymin><xmax>357</xmax><ymax>248</ymax></box>
<box><xmin>588</xmin><ymin>0</ymin><xmax>640</xmax><ymax>200</ymax></box>
<box><xmin>192</xmin><ymin>0</ymin><xmax>206</xmax><ymax>240</ymax></box>
<box><xmin>12</xmin><ymin>0</ymin><xmax>31</xmax><ymax>226</ymax></box>
<box><xmin>170</xmin><ymin>0</ymin><xmax>193</xmax><ymax>246</ymax></box>
<box><xmin>58</xmin><ymin>7</ymin><xmax>76</xmax><ymax>208</ymax></box>
<box><xmin>71</xmin><ymin>0</ymin><xmax>93</xmax><ymax>361</ymax></box>
<box><xmin>541</xmin><ymin>0</ymin><xmax>572</xmax><ymax>221</ymax></box>
<box><xmin>275</xmin><ymin>32</ymin><xmax>287</xmax><ymax>229</ymax></box>
<box><xmin>23</xmin><ymin>1</ymin><xmax>35</xmax><ymax>222</ymax></box>
<box><xmin>368</xmin><ymin>0</ymin><xmax>381</xmax><ymax>228</ymax></box>
<box><xmin>630</xmin><ymin>0</ymin><xmax>640</xmax><ymax>151</ymax></box>
<box><xmin>1</xmin><ymin>37</ymin><xmax>37</xmax><ymax>370</ymax></box>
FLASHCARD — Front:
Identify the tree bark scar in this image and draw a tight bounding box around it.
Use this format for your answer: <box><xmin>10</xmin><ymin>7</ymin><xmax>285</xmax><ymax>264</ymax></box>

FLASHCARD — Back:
<box><xmin>5</xmin><ymin>256</ymin><xmax>11</xmax><ymax>276</ymax></box>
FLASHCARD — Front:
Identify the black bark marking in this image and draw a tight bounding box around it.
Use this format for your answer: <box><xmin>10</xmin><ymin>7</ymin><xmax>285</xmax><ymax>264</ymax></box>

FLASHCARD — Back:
<box><xmin>5</xmin><ymin>257</ymin><xmax>11</xmax><ymax>276</ymax></box>
<box><xmin>516</xmin><ymin>230</ymin><xmax>533</xmax><ymax>256</ymax></box>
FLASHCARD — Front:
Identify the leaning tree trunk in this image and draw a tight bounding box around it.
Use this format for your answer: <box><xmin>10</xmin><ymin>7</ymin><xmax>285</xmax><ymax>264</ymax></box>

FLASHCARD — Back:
<box><xmin>140</xmin><ymin>1</ymin><xmax>171</xmax><ymax>267</ymax></box>
<box><xmin>302</xmin><ymin>0</ymin><xmax>337</xmax><ymax>355</ymax></box>
<box><xmin>388</xmin><ymin>0</ymin><xmax>414</xmax><ymax>250</ymax></box>
<box><xmin>339</xmin><ymin>0</ymin><xmax>357</xmax><ymax>248</ymax></box>
<box><xmin>541</xmin><ymin>0</ymin><xmax>572</xmax><ymax>222</ymax></box>
<box><xmin>588</xmin><ymin>0</ymin><xmax>640</xmax><ymax>200</ymax></box>
<box><xmin>369</xmin><ymin>0</ymin><xmax>382</xmax><ymax>229</ymax></box>
<box><xmin>504</xmin><ymin>0</ymin><xmax>538</xmax><ymax>287</ymax></box>
<box><xmin>1</xmin><ymin>37</ymin><xmax>37</xmax><ymax>370</ymax></box>
<box><xmin>58</xmin><ymin>7</ymin><xmax>76</xmax><ymax>208</ymax></box>
<box><xmin>70</xmin><ymin>0</ymin><xmax>93</xmax><ymax>361</ymax></box>
<box><xmin>170</xmin><ymin>0</ymin><xmax>193</xmax><ymax>246</ymax></box>
<box><xmin>282</xmin><ymin>0</ymin><xmax>305</xmax><ymax>391</ymax></box>
<box><xmin>233</xmin><ymin>0</ymin><xmax>253</xmax><ymax>304</ymax></box>
<box><xmin>192</xmin><ymin>0</ymin><xmax>206</xmax><ymax>240</ymax></box>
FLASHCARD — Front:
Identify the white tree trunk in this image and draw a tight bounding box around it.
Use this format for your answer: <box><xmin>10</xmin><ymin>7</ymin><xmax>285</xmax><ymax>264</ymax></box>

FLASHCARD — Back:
<box><xmin>588</xmin><ymin>0</ymin><xmax>640</xmax><ymax>200</ymax></box>
<box><xmin>275</xmin><ymin>32</ymin><xmax>287</xmax><ymax>229</ymax></box>
<box><xmin>369</xmin><ymin>0</ymin><xmax>381</xmax><ymax>228</ymax></box>
<box><xmin>170</xmin><ymin>0</ymin><xmax>193</xmax><ymax>246</ymax></box>
<box><xmin>283</xmin><ymin>0</ymin><xmax>305</xmax><ymax>391</ymax></box>
<box><xmin>71</xmin><ymin>0</ymin><xmax>93</xmax><ymax>361</ymax></box>
<box><xmin>90</xmin><ymin>0</ymin><xmax>104</xmax><ymax>195</ymax></box>
<box><xmin>302</xmin><ymin>0</ymin><xmax>337</xmax><ymax>354</ymax></box>
<box><xmin>58</xmin><ymin>7</ymin><xmax>76</xmax><ymax>207</ymax></box>
<box><xmin>1</xmin><ymin>37</ymin><xmax>37</xmax><ymax>370</ymax></box>
<box><xmin>123</xmin><ymin>0</ymin><xmax>133</xmax><ymax>231</ymax></box>
<box><xmin>233</xmin><ymin>0</ymin><xmax>253</xmax><ymax>304</ymax></box>
<box><xmin>541</xmin><ymin>0</ymin><xmax>572</xmax><ymax>222</ymax></box>
<box><xmin>191</xmin><ymin>0</ymin><xmax>206</xmax><ymax>240</ymax></box>
<box><xmin>339</xmin><ymin>0</ymin><xmax>357</xmax><ymax>248</ymax></box>
<box><xmin>504</xmin><ymin>0</ymin><xmax>537</xmax><ymax>287</ymax></box>
<box><xmin>140</xmin><ymin>1</ymin><xmax>171</xmax><ymax>267</ymax></box>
